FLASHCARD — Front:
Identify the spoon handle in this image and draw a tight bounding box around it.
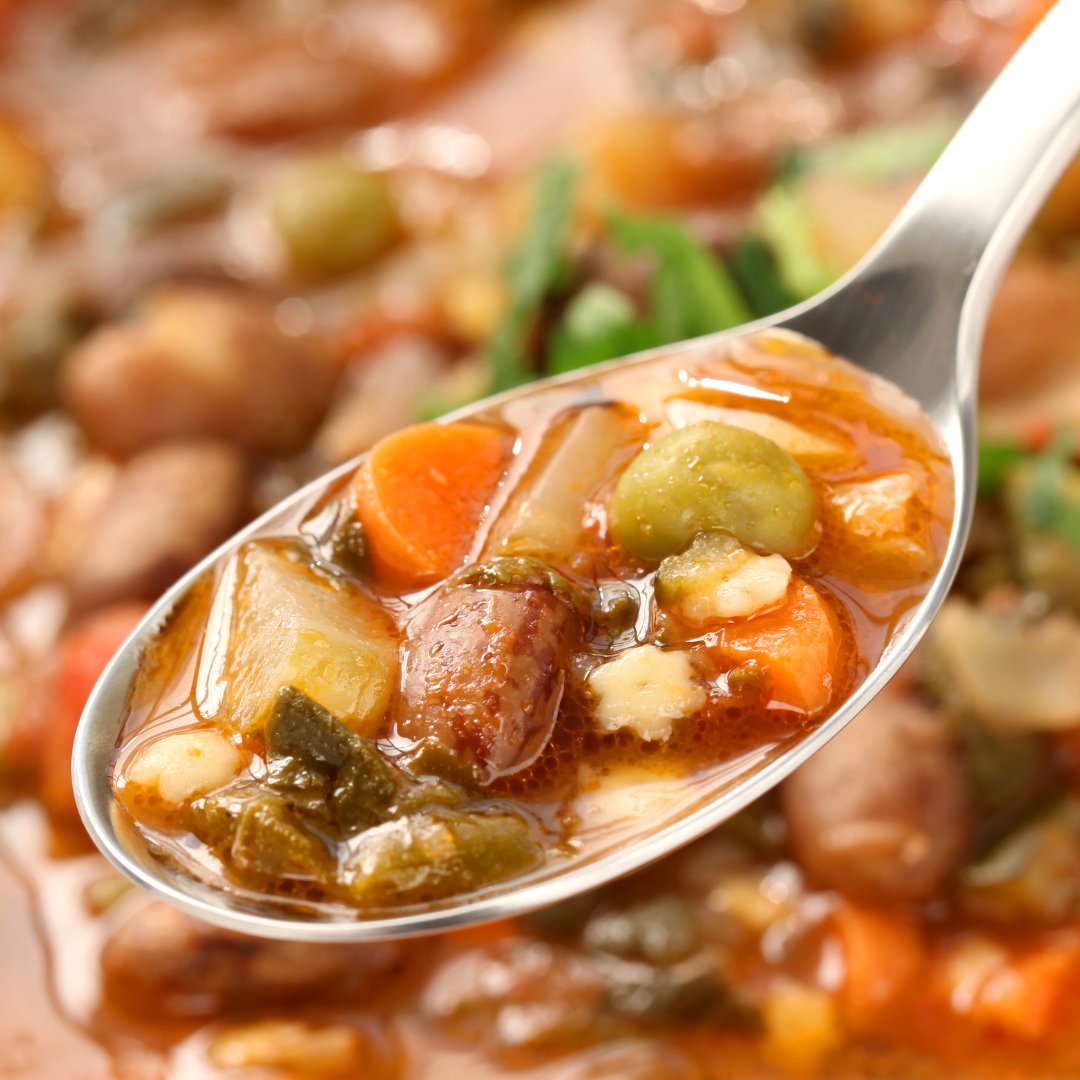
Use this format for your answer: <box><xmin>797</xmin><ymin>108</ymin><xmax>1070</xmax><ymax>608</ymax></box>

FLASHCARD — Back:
<box><xmin>788</xmin><ymin>1</ymin><xmax>1080</xmax><ymax>409</ymax></box>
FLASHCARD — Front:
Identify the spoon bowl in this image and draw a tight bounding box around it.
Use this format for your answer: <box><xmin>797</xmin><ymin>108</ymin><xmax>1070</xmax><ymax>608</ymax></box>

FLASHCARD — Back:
<box><xmin>73</xmin><ymin>1</ymin><xmax>1080</xmax><ymax>941</ymax></box>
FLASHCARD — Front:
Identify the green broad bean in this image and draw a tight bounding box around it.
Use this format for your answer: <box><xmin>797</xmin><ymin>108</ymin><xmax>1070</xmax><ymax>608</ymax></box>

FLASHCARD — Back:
<box><xmin>611</xmin><ymin>421</ymin><xmax>817</xmax><ymax>560</ymax></box>
<box><xmin>268</xmin><ymin>156</ymin><xmax>399</xmax><ymax>279</ymax></box>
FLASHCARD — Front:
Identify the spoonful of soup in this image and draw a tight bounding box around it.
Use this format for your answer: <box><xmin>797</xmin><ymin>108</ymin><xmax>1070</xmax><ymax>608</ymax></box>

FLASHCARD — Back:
<box><xmin>74</xmin><ymin>2</ymin><xmax>1080</xmax><ymax>941</ymax></box>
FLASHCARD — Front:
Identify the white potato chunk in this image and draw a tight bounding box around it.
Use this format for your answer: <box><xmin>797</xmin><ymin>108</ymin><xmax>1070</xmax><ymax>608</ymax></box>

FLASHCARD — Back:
<box><xmin>197</xmin><ymin>543</ymin><xmax>398</xmax><ymax>736</ymax></box>
<box><xmin>927</xmin><ymin>598</ymin><xmax>1080</xmax><ymax>732</ymax></box>
<box><xmin>827</xmin><ymin>471</ymin><xmax>934</xmax><ymax>578</ymax></box>
<box><xmin>209</xmin><ymin>1021</ymin><xmax>365</xmax><ymax>1072</ymax></box>
<box><xmin>665</xmin><ymin>399</ymin><xmax>846</xmax><ymax>464</ymax></box>
<box><xmin>656</xmin><ymin>532</ymin><xmax>792</xmax><ymax>624</ymax></box>
<box><xmin>588</xmin><ymin>645</ymin><xmax>706</xmax><ymax>742</ymax></box>
<box><xmin>124</xmin><ymin>730</ymin><xmax>240</xmax><ymax>806</ymax></box>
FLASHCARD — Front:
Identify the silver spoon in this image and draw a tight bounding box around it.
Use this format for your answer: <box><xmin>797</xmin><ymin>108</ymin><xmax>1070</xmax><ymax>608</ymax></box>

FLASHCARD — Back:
<box><xmin>74</xmin><ymin>3</ymin><xmax>1080</xmax><ymax>941</ymax></box>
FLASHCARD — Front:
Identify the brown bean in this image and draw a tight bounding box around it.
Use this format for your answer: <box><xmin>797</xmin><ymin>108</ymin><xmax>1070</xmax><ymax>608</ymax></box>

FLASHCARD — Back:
<box><xmin>100</xmin><ymin>901</ymin><xmax>399</xmax><ymax>1017</ymax></box>
<box><xmin>179</xmin><ymin>40</ymin><xmax>382</xmax><ymax>141</ymax></box>
<box><xmin>981</xmin><ymin>256</ymin><xmax>1080</xmax><ymax>402</ymax></box>
<box><xmin>65</xmin><ymin>441</ymin><xmax>247</xmax><ymax>609</ymax></box>
<box><xmin>395</xmin><ymin>584</ymin><xmax>579</xmax><ymax>780</ymax></box>
<box><xmin>62</xmin><ymin>287</ymin><xmax>339</xmax><ymax>457</ymax></box>
<box><xmin>0</xmin><ymin>465</ymin><xmax>45</xmax><ymax>601</ymax></box>
<box><xmin>313</xmin><ymin>336</ymin><xmax>447</xmax><ymax>465</ymax></box>
<box><xmin>781</xmin><ymin>689</ymin><xmax>971</xmax><ymax>902</ymax></box>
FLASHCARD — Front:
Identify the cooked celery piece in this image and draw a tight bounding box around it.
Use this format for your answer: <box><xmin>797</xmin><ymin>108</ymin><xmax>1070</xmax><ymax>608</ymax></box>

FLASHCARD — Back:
<box><xmin>611</xmin><ymin>422</ymin><xmax>816</xmax><ymax>561</ymax></box>
<box><xmin>342</xmin><ymin>809</ymin><xmax>541</xmax><ymax>907</ymax></box>
<box><xmin>656</xmin><ymin>532</ymin><xmax>792</xmax><ymax>625</ymax></box>
<box><xmin>664</xmin><ymin>399</ymin><xmax>846</xmax><ymax>465</ymax></box>
<box><xmin>487</xmin><ymin>403</ymin><xmax>646</xmax><ymax>566</ymax></box>
<box><xmin>199</xmin><ymin>543</ymin><xmax>398</xmax><ymax>737</ymax></box>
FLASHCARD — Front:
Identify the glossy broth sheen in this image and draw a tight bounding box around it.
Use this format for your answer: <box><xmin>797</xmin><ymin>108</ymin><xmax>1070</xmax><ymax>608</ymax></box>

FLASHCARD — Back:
<box><xmin>111</xmin><ymin>329</ymin><xmax>952</xmax><ymax>915</ymax></box>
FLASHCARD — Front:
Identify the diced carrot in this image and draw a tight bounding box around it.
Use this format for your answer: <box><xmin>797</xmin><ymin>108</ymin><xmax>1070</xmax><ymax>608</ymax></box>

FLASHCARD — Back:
<box><xmin>41</xmin><ymin>602</ymin><xmax>149</xmax><ymax>826</ymax></box>
<box><xmin>833</xmin><ymin>900</ymin><xmax>926</xmax><ymax>1034</ymax></box>
<box><xmin>1056</xmin><ymin>727</ymin><xmax>1080</xmax><ymax>788</ymax></box>
<box><xmin>1012</xmin><ymin>0</ymin><xmax>1057</xmax><ymax>51</ymax></box>
<box><xmin>354</xmin><ymin>421</ymin><xmax>512</xmax><ymax>589</ymax></box>
<box><xmin>969</xmin><ymin>933</ymin><xmax>1080</xmax><ymax>1041</ymax></box>
<box><xmin>712</xmin><ymin>579</ymin><xmax>840</xmax><ymax>714</ymax></box>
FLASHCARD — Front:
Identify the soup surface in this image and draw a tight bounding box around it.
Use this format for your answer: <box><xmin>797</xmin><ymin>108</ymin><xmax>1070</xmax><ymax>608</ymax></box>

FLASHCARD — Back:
<box><xmin>111</xmin><ymin>329</ymin><xmax>951</xmax><ymax>913</ymax></box>
<box><xmin>3</xmin><ymin>0</ymin><xmax>1080</xmax><ymax>1076</ymax></box>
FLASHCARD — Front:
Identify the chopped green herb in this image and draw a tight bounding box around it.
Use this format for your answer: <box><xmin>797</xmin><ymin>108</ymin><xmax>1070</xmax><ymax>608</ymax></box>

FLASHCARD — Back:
<box><xmin>977</xmin><ymin>438</ymin><xmax>1029</xmax><ymax>499</ymax></box>
<box><xmin>1008</xmin><ymin>430</ymin><xmax>1080</xmax><ymax>556</ymax></box>
<box><xmin>607</xmin><ymin>210</ymin><xmax>751</xmax><ymax>337</ymax></box>
<box><xmin>755</xmin><ymin>184</ymin><xmax>838</xmax><ymax>300</ymax></box>
<box><xmin>729</xmin><ymin>237</ymin><xmax>797</xmax><ymax>318</ymax></box>
<box><xmin>487</xmin><ymin>158</ymin><xmax>580</xmax><ymax>393</ymax></box>
<box><xmin>779</xmin><ymin>118</ymin><xmax>957</xmax><ymax>184</ymax></box>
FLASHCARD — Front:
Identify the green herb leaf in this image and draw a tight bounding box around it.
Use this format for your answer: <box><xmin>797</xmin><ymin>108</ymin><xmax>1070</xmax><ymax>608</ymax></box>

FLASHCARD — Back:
<box><xmin>487</xmin><ymin>158</ymin><xmax>579</xmax><ymax>393</ymax></box>
<box><xmin>607</xmin><ymin>210</ymin><xmax>752</xmax><ymax>338</ymax></box>
<box><xmin>977</xmin><ymin>438</ymin><xmax>1030</xmax><ymax>500</ymax></box>
<box><xmin>780</xmin><ymin>117</ymin><xmax>957</xmax><ymax>184</ymax></box>
<box><xmin>1018</xmin><ymin>429</ymin><xmax>1080</xmax><ymax>555</ymax></box>
<box><xmin>755</xmin><ymin>183</ymin><xmax>839</xmax><ymax>300</ymax></box>
<box><xmin>549</xmin><ymin>283</ymin><xmax>660</xmax><ymax>373</ymax></box>
<box><xmin>729</xmin><ymin>237</ymin><xmax>797</xmax><ymax>318</ymax></box>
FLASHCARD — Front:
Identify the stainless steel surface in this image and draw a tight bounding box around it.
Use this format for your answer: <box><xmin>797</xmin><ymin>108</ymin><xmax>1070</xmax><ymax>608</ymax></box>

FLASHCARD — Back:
<box><xmin>73</xmin><ymin>2</ymin><xmax>1080</xmax><ymax>942</ymax></box>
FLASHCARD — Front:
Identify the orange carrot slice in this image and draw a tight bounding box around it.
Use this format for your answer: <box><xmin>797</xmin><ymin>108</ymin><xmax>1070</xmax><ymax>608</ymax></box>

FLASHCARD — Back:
<box><xmin>355</xmin><ymin>421</ymin><xmax>511</xmax><ymax>588</ymax></box>
<box><xmin>833</xmin><ymin>900</ymin><xmax>925</xmax><ymax>1034</ymax></box>
<box><xmin>712</xmin><ymin>579</ymin><xmax>840</xmax><ymax>714</ymax></box>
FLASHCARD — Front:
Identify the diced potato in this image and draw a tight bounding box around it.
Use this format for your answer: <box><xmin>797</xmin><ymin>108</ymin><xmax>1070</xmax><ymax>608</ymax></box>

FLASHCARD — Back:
<box><xmin>827</xmin><ymin>471</ymin><xmax>935</xmax><ymax>579</ymax></box>
<box><xmin>198</xmin><ymin>543</ymin><xmax>398</xmax><ymax>737</ymax></box>
<box><xmin>665</xmin><ymin>399</ymin><xmax>847</xmax><ymax>465</ymax></box>
<box><xmin>123</xmin><ymin>730</ymin><xmax>241</xmax><ymax>806</ymax></box>
<box><xmin>486</xmin><ymin>403</ymin><xmax>646</xmax><ymax>569</ymax></box>
<box><xmin>587</xmin><ymin>646</ymin><xmax>706</xmax><ymax>742</ymax></box>
<box><xmin>712</xmin><ymin>580</ymin><xmax>839</xmax><ymax>714</ymax></box>
<box><xmin>925</xmin><ymin>599</ymin><xmax>1080</xmax><ymax>732</ymax></box>
<box><xmin>209</xmin><ymin>1020</ymin><xmax>366</xmax><ymax>1072</ymax></box>
<box><xmin>657</xmin><ymin>532</ymin><xmax>792</xmax><ymax>625</ymax></box>
<box><xmin>762</xmin><ymin>982</ymin><xmax>841</xmax><ymax>1071</ymax></box>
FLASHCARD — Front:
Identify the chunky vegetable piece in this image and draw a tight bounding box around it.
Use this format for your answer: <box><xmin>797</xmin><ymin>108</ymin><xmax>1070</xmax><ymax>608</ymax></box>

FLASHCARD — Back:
<box><xmin>201</xmin><ymin>544</ymin><xmax>399</xmax><ymax>737</ymax></box>
<box><xmin>611</xmin><ymin>422</ymin><xmax>817</xmax><ymax>561</ymax></box>
<box><xmin>122</xmin><ymin>730</ymin><xmax>241</xmax><ymax>808</ymax></box>
<box><xmin>588</xmin><ymin>646</ymin><xmax>706</xmax><ymax>742</ymax></box>
<box><xmin>355</xmin><ymin>421</ymin><xmax>512</xmax><ymax>588</ymax></box>
<box><xmin>268</xmin><ymin>156</ymin><xmax>399</xmax><ymax>279</ymax></box>
<box><xmin>710</xmin><ymin>579</ymin><xmax>840</xmax><ymax>714</ymax></box>
<box><xmin>111</xmin><ymin>330</ymin><xmax>948</xmax><ymax>914</ymax></box>
<box><xmin>657</xmin><ymin>532</ymin><xmax>793</xmax><ymax>624</ymax></box>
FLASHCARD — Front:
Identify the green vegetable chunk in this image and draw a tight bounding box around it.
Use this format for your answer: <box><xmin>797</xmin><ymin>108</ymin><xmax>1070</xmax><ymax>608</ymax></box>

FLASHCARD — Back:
<box><xmin>269</xmin><ymin>156</ymin><xmax>399</xmax><ymax>279</ymax></box>
<box><xmin>230</xmin><ymin>797</ymin><xmax>334</xmax><ymax>882</ymax></box>
<box><xmin>957</xmin><ymin>798</ymin><xmax>1080</xmax><ymax>925</ymax></box>
<box><xmin>342</xmin><ymin>808</ymin><xmax>542</xmax><ymax>907</ymax></box>
<box><xmin>611</xmin><ymin>422</ymin><xmax>817</xmax><ymax>561</ymax></box>
<box><xmin>264</xmin><ymin>686</ymin><xmax>398</xmax><ymax>834</ymax></box>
